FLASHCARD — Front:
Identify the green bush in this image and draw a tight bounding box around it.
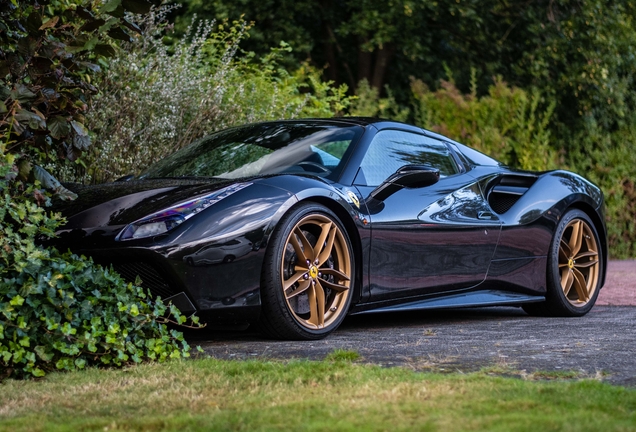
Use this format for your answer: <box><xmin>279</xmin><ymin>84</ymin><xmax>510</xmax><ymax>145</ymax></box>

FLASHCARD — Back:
<box><xmin>411</xmin><ymin>73</ymin><xmax>556</xmax><ymax>172</ymax></box>
<box><xmin>566</xmin><ymin>118</ymin><xmax>636</xmax><ymax>259</ymax></box>
<box><xmin>0</xmin><ymin>153</ymin><xmax>193</xmax><ymax>380</ymax></box>
<box><xmin>72</xmin><ymin>10</ymin><xmax>352</xmax><ymax>183</ymax></box>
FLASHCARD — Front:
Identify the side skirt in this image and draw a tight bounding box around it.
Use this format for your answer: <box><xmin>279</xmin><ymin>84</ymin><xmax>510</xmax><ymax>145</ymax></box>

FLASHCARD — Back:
<box><xmin>350</xmin><ymin>290</ymin><xmax>545</xmax><ymax>315</ymax></box>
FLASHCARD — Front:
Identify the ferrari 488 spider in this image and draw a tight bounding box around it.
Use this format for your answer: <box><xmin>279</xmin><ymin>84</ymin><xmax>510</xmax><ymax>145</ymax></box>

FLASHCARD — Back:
<box><xmin>53</xmin><ymin>118</ymin><xmax>607</xmax><ymax>340</ymax></box>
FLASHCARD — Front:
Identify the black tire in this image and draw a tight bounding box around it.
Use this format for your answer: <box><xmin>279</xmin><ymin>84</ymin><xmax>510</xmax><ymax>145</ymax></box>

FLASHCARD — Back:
<box><xmin>257</xmin><ymin>203</ymin><xmax>355</xmax><ymax>340</ymax></box>
<box><xmin>523</xmin><ymin>209</ymin><xmax>603</xmax><ymax>317</ymax></box>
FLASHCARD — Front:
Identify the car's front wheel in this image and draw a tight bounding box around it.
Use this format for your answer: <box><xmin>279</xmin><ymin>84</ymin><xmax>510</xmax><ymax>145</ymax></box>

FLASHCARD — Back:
<box><xmin>258</xmin><ymin>203</ymin><xmax>354</xmax><ymax>340</ymax></box>
<box><xmin>523</xmin><ymin>209</ymin><xmax>602</xmax><ymax>317</ymax></box>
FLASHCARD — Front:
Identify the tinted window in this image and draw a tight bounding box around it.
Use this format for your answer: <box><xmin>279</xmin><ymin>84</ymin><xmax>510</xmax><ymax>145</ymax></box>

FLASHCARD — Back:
<box><xmin>454</xmin><ymin>142</ymin><xmax>501</xmax><ymax>166</ymax></box>
<box><xmin>140</xmin><ymin>122</ymin><xmax>364</xmax><ymax>181</ymax></box>
<box><xmin>357</xmin><ymin>130</ymin><xmax>458</xmax><ymax>186</ymax></box>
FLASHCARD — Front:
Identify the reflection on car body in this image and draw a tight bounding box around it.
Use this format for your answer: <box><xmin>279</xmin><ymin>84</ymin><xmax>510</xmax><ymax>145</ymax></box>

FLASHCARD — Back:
<box><xmin>183</xmin><ymin>238</ymin><xmax>255</xmax><ymax>266</ymax></box>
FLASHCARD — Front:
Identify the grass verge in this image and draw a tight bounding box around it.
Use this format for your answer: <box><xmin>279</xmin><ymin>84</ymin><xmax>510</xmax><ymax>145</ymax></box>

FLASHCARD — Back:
<box><xmin>0</xmin><ymin>356</ymin><xmax>634</xmax><ymax>431</ymax></box>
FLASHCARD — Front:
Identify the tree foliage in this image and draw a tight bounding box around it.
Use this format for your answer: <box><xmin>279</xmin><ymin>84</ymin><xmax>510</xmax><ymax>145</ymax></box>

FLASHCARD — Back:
<box><xmin>0</xmin><ymin>0</ymin><xmax>161</xmax><ymax>169</ymax></box>
<box><xmin>74</xmin><ymin>8</ymin><xmax>352</xmax><ymax>183</ymax></box>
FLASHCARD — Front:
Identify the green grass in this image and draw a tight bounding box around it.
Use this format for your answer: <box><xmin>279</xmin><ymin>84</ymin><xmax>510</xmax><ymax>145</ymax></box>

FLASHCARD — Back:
<box><xmin>1</xmin><ymin>356</ymin><xmax>635</xmax><ymax>431</ymax></box>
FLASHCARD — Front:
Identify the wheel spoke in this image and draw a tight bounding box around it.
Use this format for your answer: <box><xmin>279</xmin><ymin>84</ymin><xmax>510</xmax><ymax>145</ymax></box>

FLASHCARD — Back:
<box><xmin>316</xmin><ymin>226</ymin><xmax>337</xmax><ymax>266</ymax></box>
<box><xmin>286</xmin><ymin>279</ymin><xmax>311</xmax><ymax>299</ymax></box>
<box><xmin>574</xmin><ymin>250</ymin><xmax>598</xmax><ymax>260</ymax></box>
<box><xmin>320</xmin><ymin>267</ymin><xmax>350</xmax><ymax>281</ymax></box>
<box><xmin>289</xmin><ymin>232</ymin><xmax>308</xmax><ymax>264</ymax></box>
<box><xmin>572</xmin><ymin>267</ymin><xmax>589</xmax><ymax>301</ymax></box>
<box><xmin>560</xmin><ymin>239</ymin><xmax>572</xmax><ymax>259</ymax></box>
<box><xmin>283</xmin><ymin>270</ymin><xmax>307</xmax><ymax>291</ymax></box>
<box><xmin>561</xmin><ymin>268</ymin><xmax>574</xmax><ymax>296</ymax></box>
<box><xmin>574</xmin><ymin>260</ymin><xmax>598</xmax><ymax>269</ymax></box>
<box><xmin>318</xmin><ymin>276</ymin><xmax>348</xmax><ymax>293</ymax></box>
<box><xmin>307</xmin><ymin>283</ymin><xmax>318</xmax><ymax>326</ymax></box>
<box><xmin>568</xmin><ymin>220</ymin><xmax>583</xmax><ymax>256</ymax></box>
<box><xmin>294</xmin><ymin>227</ymin><xmax>315</xmax><ymax>262</ymax></box>
<box><xmin>313</xmin><ymin>222</ymin><xmax>333</xmax><ymax>260</ymax></box>
<box><xmin>307</xmin><ymin>282</ymin><xmax>325</xmax><ymax>327</ymax></box>
<box><xmin>315</xmin><ymin>281</ymin><xmax>326</xmax><ymax>327</ymax></box>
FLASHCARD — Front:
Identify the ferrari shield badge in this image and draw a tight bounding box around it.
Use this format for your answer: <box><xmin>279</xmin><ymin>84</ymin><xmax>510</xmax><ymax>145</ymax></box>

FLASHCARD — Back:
<box><xmin>347</xmin><ymin>191</ymin><xmax>360</xmax><ymax>209</ymax></box>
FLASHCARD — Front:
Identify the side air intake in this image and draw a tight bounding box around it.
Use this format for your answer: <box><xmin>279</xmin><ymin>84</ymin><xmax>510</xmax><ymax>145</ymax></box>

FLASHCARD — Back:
<box><xmin>488</xmin><ymin>174</ymin><xmax>537</xmax><ymax>214</ymax></box>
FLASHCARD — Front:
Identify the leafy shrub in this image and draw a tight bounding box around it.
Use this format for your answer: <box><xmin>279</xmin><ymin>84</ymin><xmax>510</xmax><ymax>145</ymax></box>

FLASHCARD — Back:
<box><xmin>74</xmin><ymin>9</ymin><xmax>352</xmax><ymax>183</ymax></box>
<box><xmin>566</xmin><ymin>118</ymin><xmax>636</xmax><ymax>259</ymax></box>
<box><xmin>0</xmin><ymin>0</ymin><xmax>150</xmax><ymax>169</ymax></box>
<box><xmin>411</xmin><ymin>73</ymin><xmax>556</xmax><ymax>172</ymax></box>
<box><xmin>349</xmin><ymin>79</ymin><xmax>410</xmax><ymax>122</ymax></box>
<box><xmin>0</xmin><ymin>152</ymin><xmax>193</xmax><ymax>379</ymax></box>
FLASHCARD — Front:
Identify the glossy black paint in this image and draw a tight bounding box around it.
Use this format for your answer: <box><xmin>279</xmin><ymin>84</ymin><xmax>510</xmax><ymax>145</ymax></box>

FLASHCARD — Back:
<box><xmin>51</xmin><ymin>118</ymin><xmax>607</xmax><ymax>323</ymax></box>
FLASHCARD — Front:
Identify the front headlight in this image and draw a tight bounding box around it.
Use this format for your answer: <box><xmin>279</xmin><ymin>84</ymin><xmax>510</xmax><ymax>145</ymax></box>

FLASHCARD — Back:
<box><xmin>116</xmin><ymin>183</ymin><xmax>251</xmax><ymax>241</ymax></box>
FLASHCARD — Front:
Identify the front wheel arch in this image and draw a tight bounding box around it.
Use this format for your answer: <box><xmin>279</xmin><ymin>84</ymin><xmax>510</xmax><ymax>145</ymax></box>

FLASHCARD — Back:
<box><xmin>297</xmin><ymin>196</ymin><xmax>364</xmax><ymax>306</ymax></box>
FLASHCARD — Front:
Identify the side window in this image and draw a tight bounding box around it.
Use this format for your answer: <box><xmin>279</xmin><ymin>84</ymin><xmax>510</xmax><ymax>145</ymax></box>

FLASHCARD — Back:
<box><xmin>356</xmin><ymin>130</ymin><xmax>459</xmax><ymax>186</ymax></box>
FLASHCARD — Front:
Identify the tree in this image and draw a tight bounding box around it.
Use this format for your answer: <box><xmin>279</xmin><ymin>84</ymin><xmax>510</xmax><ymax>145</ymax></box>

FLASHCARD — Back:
<box><xmin>0</xmin><ymin>0</ymin><xmax>158</xmax><ymax>170</ymax></box>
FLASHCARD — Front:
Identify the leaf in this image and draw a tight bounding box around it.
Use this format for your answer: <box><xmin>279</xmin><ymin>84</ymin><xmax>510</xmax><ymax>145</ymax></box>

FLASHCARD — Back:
<box><xmin>34</xmin><ymin>345</ymin><xmax>54</xmax><ymax>362</ymax></box>
<box><xmin>48</xmin><ymin>116</ymin><xmax>70</xmax><ymax>139</ymax></box>
<box><xmin>0</xmin><ymin>83</ymin><xmax>10</xmax><ymax>100</ymax></box>
<box><xmin>75</xmin><ymin>7</ymin><xmax>95</xmax><ymax>21</ymax></box>
<box><xmin>25</xmin><ymin>11</ymin><xmax>42</xmax><ymax>34</ymax></box>
<box><xmin>17</xmin><ymin>38</ymin><xmax>37</xmax><ymax>57</ymax></box>
<box><xmin>10</xmin><ymin>295</ymin><xmax>24</xmax><ymax>306</ymax></box>
<box><xmin>83</xmin><ymin>36</ymin><xmax>99</xmax><ymax>52</ymax></box>
<box><xmin>80</xmin><ymin>62</ymin><xmax>101</xmax><ymax>73</ymax></box>
<box><xmin>101</xmin><ymin>0</ymin><xmax>122</xmax><ymax>13</ymax></box>
<box><xmin>121</xmin><ymin>18</ymin><xmax>142</xmax><ymax>34</ymax></box>
<box><xmin>121</xmin><ymin>0</ymin><xmax>152</xmax><ymax>14</ymax></box>
<box><xmin>108</xmin><ymin>27</ymin><xmax>132</xmax><ymax>42</ymax></box>
<box><xmin>39</xmin><ymin>16</ymin><xmax>60</xmax><ymax>30</ymax></box>
<box><xmin>93</xmin><ymin>44</ymin><xmax>117</xmax><ymax>57</ymax></box>
<box><xmin>14</xmin><ymin>109</ymin><xmax>46</xmax><ymax>130</ymax></box>
<box><xmin>70</xmin><ymin>120</ymin><xmax>88</xmax><ymax>137</ymax></box>
<box><xmin>79</xmin><ymin>18</ymin><xmax>106</xmax><ymax>33</ymax></box>
<box><xmin>11</xmin><ymin>84</ymin><xmax>36</xmax><ymax>103</ymax></box>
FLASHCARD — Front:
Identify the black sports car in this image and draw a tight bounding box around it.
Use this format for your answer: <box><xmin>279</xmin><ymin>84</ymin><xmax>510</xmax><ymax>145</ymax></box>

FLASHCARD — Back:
<box><xmin>53</xmin><ymin>118</ymin><xmax>606</xmax><ymax>340</ymax></box>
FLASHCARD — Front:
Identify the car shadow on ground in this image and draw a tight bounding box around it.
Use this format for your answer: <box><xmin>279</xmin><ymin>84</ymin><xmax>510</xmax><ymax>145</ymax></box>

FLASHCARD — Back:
<box><xmin>184</xmin><ymin>306</ymin><xmax>530</xmax><ymax>342</ymax></box>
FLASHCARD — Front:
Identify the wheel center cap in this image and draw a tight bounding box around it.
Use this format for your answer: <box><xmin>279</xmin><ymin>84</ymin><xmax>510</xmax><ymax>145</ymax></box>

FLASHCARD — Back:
<box><xmin>309</xmin><ymin>266</ymin><xmax>318</xmax><ymax>279</ymax></box>
<box><xmin>568</xmin><ymin>259</ymin><xmax>574</xmax><ymax>269</ymax></box>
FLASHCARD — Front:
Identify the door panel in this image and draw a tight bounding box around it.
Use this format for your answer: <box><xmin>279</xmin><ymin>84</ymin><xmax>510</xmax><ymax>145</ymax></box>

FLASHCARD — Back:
<box><xmin>358</xmin><ymin>174</ymin><xmax>500</xmax><ymax>301</ymax></box>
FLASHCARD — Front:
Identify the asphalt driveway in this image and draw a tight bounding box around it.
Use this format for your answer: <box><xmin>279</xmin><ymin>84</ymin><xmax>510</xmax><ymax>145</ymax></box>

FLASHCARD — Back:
<box><xmin>194</xmin><ymin>260</ymin><xmax>636</xmax><ymax>386</ymax></box>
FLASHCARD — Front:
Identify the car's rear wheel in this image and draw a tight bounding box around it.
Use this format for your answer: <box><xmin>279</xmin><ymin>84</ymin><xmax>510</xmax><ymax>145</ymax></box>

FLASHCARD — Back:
<box><xmin>258</xmin><ymin>203</ymin><xmax>354</xmax><ymax>340</ymax></box>
<box><xmin>523</xmin><ymin>209</ymin><xmax>602</xmax><ymax>317</ymax></box>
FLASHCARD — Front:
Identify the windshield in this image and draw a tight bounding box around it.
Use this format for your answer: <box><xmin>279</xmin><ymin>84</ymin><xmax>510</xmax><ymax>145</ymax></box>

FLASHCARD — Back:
<box><xmin>140</xmin><ymin>122</ymin><xmax>364</xmax><ymax>181</ymax></box>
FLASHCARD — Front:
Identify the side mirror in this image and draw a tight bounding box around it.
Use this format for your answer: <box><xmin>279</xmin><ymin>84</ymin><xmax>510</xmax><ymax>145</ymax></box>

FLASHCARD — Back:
<box><xmin>369</xmin><ymin>165</ymin><xmax>440</xmax><ymax>201</ymax></box>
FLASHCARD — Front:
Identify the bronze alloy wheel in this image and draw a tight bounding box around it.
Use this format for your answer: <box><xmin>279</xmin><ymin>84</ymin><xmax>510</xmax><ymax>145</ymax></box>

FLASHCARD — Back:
<box><xmin>522</xmin><ymin>209</ymin><xmax>603</xmax><ymax>317</ymax></box>
<box><xmin>557</xmin><ymin>218</ymin><xmax>600</xmax><ymax>306</ymax></box>
<box><xmin>280</xmin><ymin>214</ymin><xmax>352</xmax><ymax>330</ymax></box>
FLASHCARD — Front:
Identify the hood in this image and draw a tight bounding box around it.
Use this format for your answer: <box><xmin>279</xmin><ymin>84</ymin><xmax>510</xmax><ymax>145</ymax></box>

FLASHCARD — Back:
<box><xmin>55</xmin><ymin>178</ymin><xmax>242</xmax><ymax>229</ymax></box>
